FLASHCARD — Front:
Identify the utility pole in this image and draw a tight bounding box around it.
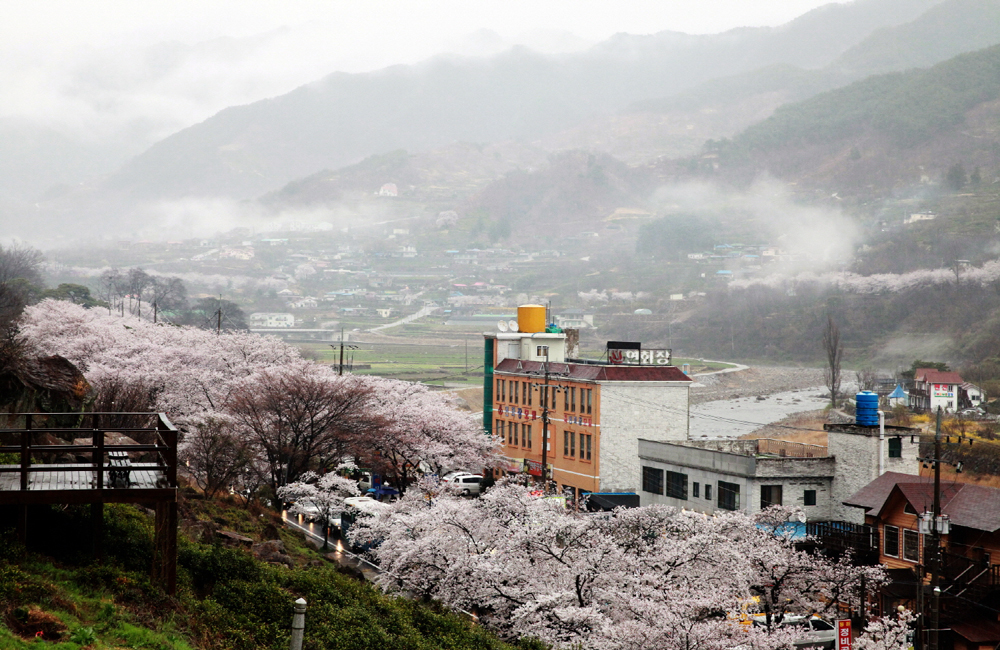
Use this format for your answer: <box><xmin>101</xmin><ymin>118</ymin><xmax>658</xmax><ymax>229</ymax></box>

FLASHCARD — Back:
<box><xmin>216</xmin><ymin>294</ymin><xmax>223</xmax><ymax>335</ymax></box>
<box><xmin>929</xmin><ymin>407</ymin><xmax>942</xmax><ymax>650</ymax></box>
<box><xmin>153</xmin><ymin>301</ymin><xmax>158</xmax><ymax>324</ymax></box>
<box><xmin>540</xmin><ymin>349</ymin><xmax>551</xmax><ymax>491</ymax></box>
<box><xmin>339</xmin><ymin>328</ymin><xmax>345</xmax><ymax>376</ymax></box>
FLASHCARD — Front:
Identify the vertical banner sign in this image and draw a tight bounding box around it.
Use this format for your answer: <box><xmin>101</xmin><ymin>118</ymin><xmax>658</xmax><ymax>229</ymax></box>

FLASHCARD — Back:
<box><xmin>837</xmin><ymin>620</ymin><xmax>852</xmax><ymax>650</ymax></box>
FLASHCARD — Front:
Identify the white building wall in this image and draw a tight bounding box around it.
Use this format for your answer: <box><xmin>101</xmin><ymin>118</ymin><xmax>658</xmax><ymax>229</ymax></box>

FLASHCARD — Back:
<box><xmin>827</xmin><ymin>426</ymin><xmax>920</xmax><ymax>522</ymax></box>
<box><xmin>599</xmin><ymin>382</ymin><xmax>689</xmax><ymax>493</ymax></box>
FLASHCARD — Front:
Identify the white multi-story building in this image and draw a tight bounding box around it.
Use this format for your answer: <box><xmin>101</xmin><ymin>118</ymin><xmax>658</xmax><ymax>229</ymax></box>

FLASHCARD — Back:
<box><xmin>249</xmin><ymin>313</ymin><xmax>295</xmax><ymax>328</ymax></box>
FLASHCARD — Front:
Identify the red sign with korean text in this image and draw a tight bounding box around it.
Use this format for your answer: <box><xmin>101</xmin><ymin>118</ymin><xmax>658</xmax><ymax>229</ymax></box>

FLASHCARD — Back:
<box><xmin>836</xmin><ymin>620</ymin><xmax>851</xmax><ymax>650</ymax></box>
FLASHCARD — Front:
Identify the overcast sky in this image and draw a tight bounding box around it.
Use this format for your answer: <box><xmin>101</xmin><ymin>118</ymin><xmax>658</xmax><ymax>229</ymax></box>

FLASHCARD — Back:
<box><xmin>0</xmin><ymin>0</ymin><xmax>848</xmax><ymax>145</ymax></box>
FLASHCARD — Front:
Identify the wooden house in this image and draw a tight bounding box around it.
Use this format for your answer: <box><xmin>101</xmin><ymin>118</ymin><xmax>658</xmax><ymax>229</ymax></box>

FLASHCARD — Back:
<box><xmin>845</xmin><ymin>472</ymin><xmax>1000</xmax><ymax>650</ymax></box>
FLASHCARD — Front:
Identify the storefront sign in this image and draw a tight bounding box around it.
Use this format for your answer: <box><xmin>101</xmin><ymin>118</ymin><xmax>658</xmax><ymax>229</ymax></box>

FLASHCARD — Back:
<box><xmin>836</xmin><ymin>620</ymin><xmax>851</xmax><ymax>650</ymax></box>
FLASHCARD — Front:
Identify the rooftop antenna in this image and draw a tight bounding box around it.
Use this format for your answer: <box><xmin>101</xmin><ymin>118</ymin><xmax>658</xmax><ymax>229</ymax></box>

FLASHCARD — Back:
<box><xmin>509</xmin><ymin>320</ymin><xmax>519</xmax><ymax>333</ymax></box>
<box><xmin>497</xmin><ymin>320</ymin><xmax>509</xmax><ymax>332</ymax></box>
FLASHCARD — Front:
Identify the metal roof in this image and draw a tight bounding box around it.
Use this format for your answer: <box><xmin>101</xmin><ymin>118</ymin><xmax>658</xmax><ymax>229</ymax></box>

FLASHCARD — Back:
<box><xmin>493</xmin><ymin>358</ymin><xmax>692</xmax><ymax>382</ymax></box>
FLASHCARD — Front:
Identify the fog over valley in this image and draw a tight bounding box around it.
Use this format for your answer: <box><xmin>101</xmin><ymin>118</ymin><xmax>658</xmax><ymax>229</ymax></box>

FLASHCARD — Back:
<box><xmin>5</xmin><ymin>0</ymin><xmax>1000</xmax><ymax>369</ymax></box>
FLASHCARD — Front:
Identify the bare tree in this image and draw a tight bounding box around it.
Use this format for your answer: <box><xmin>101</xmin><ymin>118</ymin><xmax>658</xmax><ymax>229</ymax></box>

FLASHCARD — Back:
<box><xmin>180</xmin><ymin>418</ymin><xmax>252</xmax><ymax>499</ymax></box>
<box><xmin>0</xmin><ymin>243</ymin><xmax>44</xmax><ymax>329</ymax></box>
<box><xmin>225</xmin><ymin>370</ymin><xmax>382</xmax><ymax>496</ymax></box>
<box><xmin>855</xmin><ymin>366</ymin><xmax>879</xmax><ymax>393</ymax></box>
<box><xmin>823</xmin><ymin>314</ymin><xmax>843</xmax><ymax>408</ymax></box>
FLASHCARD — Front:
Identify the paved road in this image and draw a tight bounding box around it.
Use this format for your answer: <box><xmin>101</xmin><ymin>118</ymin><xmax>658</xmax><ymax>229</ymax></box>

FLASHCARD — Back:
<box><xmin>282</xmin><ymin>512</ymin><xmax>381</xmax><ymax>581</ymax></box>
<box><xmin>367</xmin><ymin>304</ymin><xmax>439</xmax><ymax>333</ymax></box>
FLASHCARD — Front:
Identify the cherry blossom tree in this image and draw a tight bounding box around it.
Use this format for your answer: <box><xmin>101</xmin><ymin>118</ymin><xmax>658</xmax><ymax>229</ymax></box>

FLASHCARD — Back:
<box><xmin>361</xmin><ymin>376</ymin><xmax>502</xmax><ymax>489</ymax></box>
<box><xmin>276</xmin><ymin>470</ymin><xmax>359</xmax><ymax>549</ymax></box>
<box><xmin>20</xmin><ymin>300</ymin><xmax>503</xmax><ymax>497</ymax></box>
<box><xmin>180</xmin><ymin>417</ymin><xmax>253</xmax><ymax>499</ymax></box>
<box><xmin>854</xmin><ymin>609</ymin><xmax>914</xmax><ymax>650</ymax></box>
<box><xmin>225</xmin><ymin>365</ymin><xmax>382</xmax><ymax>495</ymax></box>
<box><xmin>359</xmin><ymin>484</ymin><xmax>884</xmax><ymax>650</ymax></box>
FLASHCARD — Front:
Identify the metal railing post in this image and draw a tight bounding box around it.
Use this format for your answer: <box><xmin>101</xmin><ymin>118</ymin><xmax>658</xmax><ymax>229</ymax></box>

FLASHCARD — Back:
<box><xmin>290</xmin><ymin>598</ymin><xmax>306</xmax><ymax>650</ymax></box>
<box><xmin>20</xmin><ymin>414</ymin><xmax>30</xmax><ymax>490</ymax></box>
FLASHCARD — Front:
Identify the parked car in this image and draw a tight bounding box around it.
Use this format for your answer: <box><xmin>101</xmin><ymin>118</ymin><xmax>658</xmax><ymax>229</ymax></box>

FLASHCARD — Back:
<box><xmin>445</xmin><ymin>473</ymin><xmax>483</xmax><ymax>496</ymax></box>
<box><xmin>753</xmin><ymin>616</ymin><xmax>836</xmax><ymax>650</ymax></box>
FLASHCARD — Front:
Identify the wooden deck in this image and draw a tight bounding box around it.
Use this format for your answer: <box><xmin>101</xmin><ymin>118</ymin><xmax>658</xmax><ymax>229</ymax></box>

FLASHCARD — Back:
<box><xmin>0</xmin><ymin>413</ymin><xmax>179</xmax><ymax>594</ymax></box>
<box><xmin>0</xmin><ymin>463</ymin><xmax>168</xmax><ymax>492</ymax></box>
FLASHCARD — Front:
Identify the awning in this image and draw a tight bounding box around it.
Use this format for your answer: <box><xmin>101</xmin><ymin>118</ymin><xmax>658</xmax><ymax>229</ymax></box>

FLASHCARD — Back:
<box><xmin>585</xmin><ymin>493</ymin><xmax>640</xmax><ymax>511</ymax></box>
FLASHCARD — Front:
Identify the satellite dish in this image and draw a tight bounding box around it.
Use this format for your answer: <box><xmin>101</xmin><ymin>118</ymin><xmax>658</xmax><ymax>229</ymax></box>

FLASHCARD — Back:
<box><xmin>497</xmin><ymin>320</ymin><xmax>509</xmax><ymax>332</ymax></box>
<box><xmin>508</xmin><ymin>320</ymin><xmax>519</xmax><ymax>332</ymax></box>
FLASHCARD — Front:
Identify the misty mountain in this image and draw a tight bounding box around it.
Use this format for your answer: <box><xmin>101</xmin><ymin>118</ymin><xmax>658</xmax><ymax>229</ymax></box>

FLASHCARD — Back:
<box><xmin>544</xmin><ymin>0</ymin><xmax>1000</xmax><ymax>164</ymax></box>
<box><xmin>102</xmin><ymin>0</ymin><xmax>941</xmax><ymax>202</ymax></box>
<box><xmin>260</xmin><ymin>141</ymin><xmax>549</xmax><ymax>208</ymax></box>
<box><xmin>0</xmin><ymin>119</ymin><xmax>125</xmax><ymax>202</ymax></box>
<box><xmin>705</xmin><ymin>43</ymin><xmax>1000</xmax><ymax>197</ymax></box>
<box><xmin>459</xmin><ymin>151</ymin><xmax>656</xmax><ymax>229</ymax></box>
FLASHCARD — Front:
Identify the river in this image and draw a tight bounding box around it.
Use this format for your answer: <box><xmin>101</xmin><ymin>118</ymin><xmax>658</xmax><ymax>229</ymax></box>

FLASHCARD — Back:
<box><xmin>688</xmin><ymin>387</ymin><xmax>829</xmax><ymax>439</ymax></box>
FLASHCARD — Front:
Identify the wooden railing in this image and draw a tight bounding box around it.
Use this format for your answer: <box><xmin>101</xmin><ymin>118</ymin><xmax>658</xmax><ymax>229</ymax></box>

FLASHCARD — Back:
<box><xmin>0</xmin><ymin>412</ymin><xmax>177</xmax><ymax>491</ymax></box>
<box><xmin>756</xmin><ymin>438</ymin><xmax>828</xmax><ymax>458</ymax></box>
<box><xmin>806</xmin><ymin>520</ymin><xmax>880</xmax><ymax>562</ymax></box>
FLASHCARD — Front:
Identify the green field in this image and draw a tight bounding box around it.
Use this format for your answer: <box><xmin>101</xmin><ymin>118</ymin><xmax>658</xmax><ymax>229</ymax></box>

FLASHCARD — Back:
<box><xmin>297</xmin><ymin>339</ymin><xmax>735</xmax><ymax>387</ymax></box>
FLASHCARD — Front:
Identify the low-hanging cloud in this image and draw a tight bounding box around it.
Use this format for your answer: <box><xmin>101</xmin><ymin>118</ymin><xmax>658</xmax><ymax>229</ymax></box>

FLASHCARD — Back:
<box><xmin>651</xmin><ymin>177</ymin><xmax>860</xmax><ymax>263</ymax></box>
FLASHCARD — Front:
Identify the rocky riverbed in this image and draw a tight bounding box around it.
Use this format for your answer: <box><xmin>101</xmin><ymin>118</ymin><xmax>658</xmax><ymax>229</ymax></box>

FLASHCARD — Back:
<box><xmin>690</xmin><ymin>366</ymin><xmax>825</xmax><ymax>404</ymax></box>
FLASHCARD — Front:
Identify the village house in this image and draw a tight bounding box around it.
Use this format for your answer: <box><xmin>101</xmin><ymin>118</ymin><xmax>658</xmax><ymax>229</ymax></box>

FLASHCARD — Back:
<box><xmin>844</xmin><ymin>472</ymin><xmax>1000</xmax><ymax>650</ymax></box>
<box><xmin>908</xmin><ymin>369</ymin><xmax>984</xmax><ymax>412</ymax></box>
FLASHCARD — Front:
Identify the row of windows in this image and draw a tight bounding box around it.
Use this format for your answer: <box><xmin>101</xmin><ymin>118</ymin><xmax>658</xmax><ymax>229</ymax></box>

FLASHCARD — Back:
<box><xmin>496</xmin><ymin>379</ymin><xmax>594</xmax><ymax>413</ymax></box>
<box><xmin>641</xmin><ymin>468</ymin><xmax>739</xmax><ymax>510</ymax></box>
<box><xmin>883</xmin><ymin>525</ymin><xmax>921</xmax><ymax>562</ymax></box>
<box><xmin>563</xmin><ymin>432</ymin><xmax>592</xmax><ymax>461</ymax></box>
<box><xmin>640</xmin><ymin>469</ymin><xmax>820</xmax><ymax>511</ymax></box>
<box><xmin>496</xmin><ymin>420</ymin><xmax>532</xmax><ymax>449</ymax></box>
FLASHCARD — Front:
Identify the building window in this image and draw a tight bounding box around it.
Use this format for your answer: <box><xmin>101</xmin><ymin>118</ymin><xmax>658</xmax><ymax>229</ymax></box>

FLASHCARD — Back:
<box><xmin>692</xmin><ymin>482</ymin><xmax>700</xmax><ymax>498</ymax></box>
<box><xmin>565</xmin><ymin>387</ymin><xmax>570</xmax><ymax>411</ymax></box>
<box><xmin>513</xmin><ymin>425</ymin><xmax>519</xmax><ymax>446</ymax></box>
<box><xmin>580</xmin><ymin>433</ymin><xmax>591</xmax><ymax>460</ymax></box>
<box><xmin>804</xmin><ymin>489</ymin><xmax>816</xmax><ymax>506</ymax></box>
<box><xmin>642</xmin><ymin>467</ymin><xmax>664</xmax><ymax>495</ymax></box>
<box><xmin>523</xmin><ymin>382</ymin><xmax>528</xmax><ymax>405</ymax></box>
<box><xmin>570</xmin><ymin>387</ymin><xmax>576</xmax><ymax>412</ymax></box>
<box><xmin>888</xmin><ymin>437</ymin><xmax>902</xmax><ymax>458</ymax></box>
<box><xmin>586</xmin><ymin>389</ymin><xmax>592</xmax><ymax>414</ymax></box>
<box><xmin>497</xmin><ymin>420</ymin><xmax>504</xmax><ymax>443</ymax></box>
<box><xmin>570</xmin><ymin>430</ymin><xmax>576</xmax><ymax>456</ymax></box>
<box><xmin>718</xmin><ymin>481</ymin><xmax>740</xmax><ymax>511</ymax></box>
<box><xmin>536</xmin><ymin>345</ymin><xmax>548</xmax><ymax>357</ymax></box>
<box><xmin>564</xmin><ymin>431</ymin><xmax>573</xmax><ymax>457</ymax></box>
<box><xmin>497</xmin><ymin>379</ymin><xmax>503</xmax><ymax>402</ymax></box>
<box><xmin>541</xmin><ymin>385</ymin><xmax>548</xmax><ymax>408</ymax></box>
<box><xmin>524</xmin><ymin>424</ymin><xmax>531</xmax><ymax>449</ymax></box>
<box><xmin>903</xmin><ymin>529</ymin><xmax>920</xmax><ymax>562</ymax></box>
<box><xmin>704</xmin><ymin>484</ymin><xmax>712</xmax><ymax>501</ymax></box>
<box><xmin>760</xmin><ymin>485</ymin><xmax>783</xmax><ymax>509</ymax></box>
<box><xmin>884</xmin><ymin>525</ymin><xmax>900</xmax><ymax>557</ymax></box>
<box><xmin>512</xmin><ymin>381</ymin><xmax>518</xmax><ymax>404</ymax></box>
<box><xmin>666</xmin><ymin>471</ymin><xmax>688</xmax><ymax>500</ymax></box>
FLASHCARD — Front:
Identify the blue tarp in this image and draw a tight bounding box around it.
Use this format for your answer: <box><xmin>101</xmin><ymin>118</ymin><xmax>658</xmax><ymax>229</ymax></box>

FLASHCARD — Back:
<box><xmin>889</xmin><ymin>384</ymin><xmax>906</xmax><ymax>399</ymax></box>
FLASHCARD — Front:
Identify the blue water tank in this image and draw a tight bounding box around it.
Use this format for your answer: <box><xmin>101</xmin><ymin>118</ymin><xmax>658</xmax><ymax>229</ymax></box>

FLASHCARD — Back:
<box><xmin>856</xmin><ymin>391</ymin><xmax>880</xmax><ymax>426</ymax></box>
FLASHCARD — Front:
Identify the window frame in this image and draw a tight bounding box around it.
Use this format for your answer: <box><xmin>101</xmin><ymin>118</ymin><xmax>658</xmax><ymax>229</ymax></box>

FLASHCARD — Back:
<box><xmin>903</xmin><ymin>529</ymin><xmax>920</xmax><ymax>562</ymax></box>
<box><xmin>760</xmin><ymin>485</ymin><xmax>783</xmax><ymax>509</ymax></box>
<box><xmin>692</xmin><ymin>482</ymin><xmax>700</xmax><ymax>498</ymax></box>
<box><xmin>564</xmin><ymin>430</ymin><xmax>573</xmax><ymax>457</ymax></box>
<box><xmin>666</xmin><ymin>471</ymin><xmax>688</xmax><ymax>500</ymax></box>
<box><xmin>642</xmin><ymin>466</ymin><xmax>664</xmax><ymax>495</ymax></box>
<box><xmin>704</xmin><ymin>484</ymin><xmax>712</xmax><ymax>501</ymax></box>
<box><xmin>717</xmin><ymin>481</ymin><xmax>740</xmax><ymax>511</ymax></box>
<box><xmin>803</xmin><ymin>489</ymin><xmax>817</xmax><ymax>507</ymax></box>
<box><xmin>888</xmin><ymin>437</ymin><xmax>902</xmax><ymax>458</ymax></box>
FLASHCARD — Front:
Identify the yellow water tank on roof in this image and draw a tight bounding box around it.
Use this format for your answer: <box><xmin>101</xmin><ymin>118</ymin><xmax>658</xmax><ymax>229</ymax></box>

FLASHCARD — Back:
<box><xmin>517</xmin><ymin>304</ymin><xmax>546</xmax><ymax>333</ymax></box>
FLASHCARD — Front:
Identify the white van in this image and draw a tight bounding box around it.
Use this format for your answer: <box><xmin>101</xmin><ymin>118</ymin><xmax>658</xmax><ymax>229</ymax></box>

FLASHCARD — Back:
<box><xmin>445</xmin><ymin>473</ymin><xmax>483</xmax><ymax>496</ymax></box>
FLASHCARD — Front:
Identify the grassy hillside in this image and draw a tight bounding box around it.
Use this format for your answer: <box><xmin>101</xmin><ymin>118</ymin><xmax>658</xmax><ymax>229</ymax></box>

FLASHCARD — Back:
<box><xmin>0</xmin><ymin>496</ymin><xmax>530</xmax><ymax>650</ymax></box>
